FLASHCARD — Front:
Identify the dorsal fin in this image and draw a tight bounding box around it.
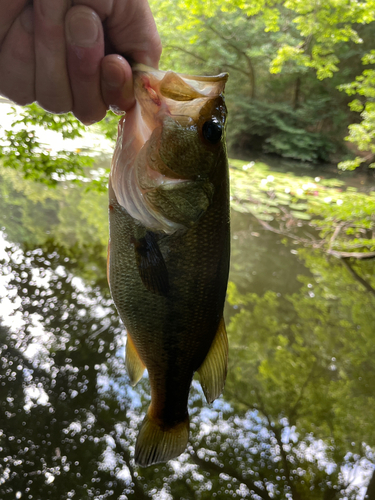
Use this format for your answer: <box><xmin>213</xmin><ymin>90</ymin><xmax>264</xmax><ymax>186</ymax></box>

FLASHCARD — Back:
<box><xmin>197</xmin><ymin>317</ymin><xmax>228</xmax><ymax>403</ymax></box>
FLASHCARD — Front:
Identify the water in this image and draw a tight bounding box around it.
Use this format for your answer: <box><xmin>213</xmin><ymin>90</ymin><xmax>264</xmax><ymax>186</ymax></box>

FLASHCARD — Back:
<box><xmin>1</xmin><ymin>161</ymin><xmax>375</xmax><ymax>499</ymax></box>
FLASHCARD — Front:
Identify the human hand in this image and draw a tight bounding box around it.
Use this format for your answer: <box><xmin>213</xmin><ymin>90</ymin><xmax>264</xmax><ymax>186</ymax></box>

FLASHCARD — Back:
<box><xmin>0</xmin><ymin>0</ymin><xmax>161</xmax><ymax>124</ymax></box>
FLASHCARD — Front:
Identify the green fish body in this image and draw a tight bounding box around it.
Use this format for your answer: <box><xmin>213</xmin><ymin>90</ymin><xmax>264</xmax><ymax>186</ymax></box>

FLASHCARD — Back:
<box><xmin>108</xmin><ymin>65</ymin><xmax>230</xmax><ymax>466</ymax></box>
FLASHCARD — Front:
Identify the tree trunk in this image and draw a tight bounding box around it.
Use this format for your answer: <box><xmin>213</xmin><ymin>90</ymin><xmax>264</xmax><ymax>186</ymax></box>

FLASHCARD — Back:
<box><xmin>365</xmin><ymin>470</ymin><xmax>375</xmax><ymax>499</ymax></box>
<box><xmin>293</xmin><ymin>77</ymin><xmax>301</xmax><ymax>110</ymax></box>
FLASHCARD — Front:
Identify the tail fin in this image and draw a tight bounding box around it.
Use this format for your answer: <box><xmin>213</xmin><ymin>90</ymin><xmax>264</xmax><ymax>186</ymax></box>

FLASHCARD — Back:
<box><xmin>135</xmin><ymin>410</ymin><xmax>189</xmax><ymax>467</ymax></box>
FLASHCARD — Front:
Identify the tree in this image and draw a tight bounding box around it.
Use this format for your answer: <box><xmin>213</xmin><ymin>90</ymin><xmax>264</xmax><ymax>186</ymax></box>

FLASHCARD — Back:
<box><xmin>150</xmin><ymin>0</ymin><xmax>375</xmax><ymax>165</ymax></box>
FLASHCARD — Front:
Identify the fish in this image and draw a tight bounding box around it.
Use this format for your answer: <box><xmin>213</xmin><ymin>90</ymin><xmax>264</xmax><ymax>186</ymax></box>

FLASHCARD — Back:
<box><xmin>107</xmin><ymin>64</ymin><xmax>230</xmax><ymax>467</ymax></box>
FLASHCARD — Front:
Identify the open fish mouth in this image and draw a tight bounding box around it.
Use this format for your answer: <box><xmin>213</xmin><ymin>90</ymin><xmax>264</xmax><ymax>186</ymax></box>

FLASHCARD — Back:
<box><xmin>133</xmin><ymin>64</ymin><xmax>228</xmax><ymax>125</ymax></box>
<box><xmin>110</xmin><ymin>65</ymin><xmax>228</xmax><ymax>233</ymax></box>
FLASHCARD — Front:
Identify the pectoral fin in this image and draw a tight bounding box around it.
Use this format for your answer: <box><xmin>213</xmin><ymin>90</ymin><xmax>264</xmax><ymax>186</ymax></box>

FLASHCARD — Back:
<box><xmin>125</xmin><ymin>334</ymin><xmax>145</xmax><ymax>386</ymax></box>
<box><xmin>197</xmin><ymin>317</ymin><xmax>228</xmax><ymax>404</ymax></box>
<box><xmin>132</xmin><ymin>231</ymin><xmax>169</xmax><ymax>295</ymax></box>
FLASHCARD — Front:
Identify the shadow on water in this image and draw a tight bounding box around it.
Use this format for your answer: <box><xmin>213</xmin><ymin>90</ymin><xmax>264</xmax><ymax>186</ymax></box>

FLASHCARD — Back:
<box><xmin>1</xmin><ymin>163</ymin><xmax>375</xmax><ymax>499</ymax></box>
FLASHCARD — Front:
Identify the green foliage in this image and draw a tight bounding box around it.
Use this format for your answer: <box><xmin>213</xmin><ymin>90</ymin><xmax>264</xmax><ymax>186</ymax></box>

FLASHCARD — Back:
<box><xmin>225</xmin><ymin>249</ymin><xmax>375</xmax><ymax>492</ymax></box>
<box><xmin>0</xmin><ymin>104</ymin><xmax>114</xmax><ymax>189</ymax></box>
<box><xmin>228</xmin><ymin>99</ymin><xmax>334</xmax><ymax>161</ymax></box>
<box><xmin>338</xmin><ymin>51</ymin><xmax>375</xmax><ymax>170</ymax></box>
<box><xmin>230</xmin><ymin>159</ymin><xmax>375</xmax><ymax>254</ymax></box>
<box><xmin>151</xmin><ymin>0</ymin><xmax>375</xmax><ymax>166</ymax></box>
<box><xmin>2</xmin><ymin>233</ymin><xmax>375</xmax><ymax>498</ymax></box>
<box><xmin>309</xmin><ymin>189</ymin><xmax>375</xmax><ymax>252</ymax></box>
<box><xmin>0</xmin><ymin>104</ymin><xmax>96</xmax><ymax>186</ymax></box>
<box><xmin>8</xmin><ymin>103</ymin><xmax>86</xmax><ymax>139</ymax></box>
<box><xmin>0</xmin><ymin>168</ymin><xmax>109</xmax><ymax>286</ymax></box>
<box><xmin>95</xmin><ymin>109</ymin><xmax>120</xmax><ymax>143</ymax></box>
<box><xmin>1</xmin><ymin>155</ymin><xmax>375</xmax><ymax>497</ymax></box>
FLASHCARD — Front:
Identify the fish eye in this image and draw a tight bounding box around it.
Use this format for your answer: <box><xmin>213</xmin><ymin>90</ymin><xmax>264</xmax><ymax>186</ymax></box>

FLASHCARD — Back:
<box><xmin>202</xmin><ymin>119</ymin><xmax>222</xmax><ymax>144</ymax></box>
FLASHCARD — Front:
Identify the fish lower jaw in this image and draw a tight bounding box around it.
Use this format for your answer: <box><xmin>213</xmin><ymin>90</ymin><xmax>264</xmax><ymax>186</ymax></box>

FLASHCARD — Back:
<box><xmin>140</xmin><ymin>163</ymin><xmax>190</xmax><ymax>190</ymax></box>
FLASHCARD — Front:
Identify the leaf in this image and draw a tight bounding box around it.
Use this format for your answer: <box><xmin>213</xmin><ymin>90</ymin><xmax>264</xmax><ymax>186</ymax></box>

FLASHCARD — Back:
<box><xmin>291</xmin><ymin>211</ymin><xmax>311</xmax><ymax>220</ymax></box>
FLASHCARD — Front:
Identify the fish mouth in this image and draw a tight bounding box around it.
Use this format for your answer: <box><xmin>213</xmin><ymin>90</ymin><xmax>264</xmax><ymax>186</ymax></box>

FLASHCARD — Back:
<box><xmin>132</xmin><ymin>64</ymin><xmax>228</xmax><ymax>128</ymax></box>
<box><xmin>110</xmin><ymin>66</ymin><xmax>228</xmax><ymax>233</ymax></box>
<box><xmin>133</xmin><ymin>64</ymin><xmax>228</xmax><ymax>96</ymax></box>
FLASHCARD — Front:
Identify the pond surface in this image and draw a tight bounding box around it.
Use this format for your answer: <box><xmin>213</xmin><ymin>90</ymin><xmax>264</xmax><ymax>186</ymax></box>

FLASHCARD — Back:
<box><xmin>1</xmin><ymin>159</ymin><xmax>375</xmax><ymax>500</ymax></box>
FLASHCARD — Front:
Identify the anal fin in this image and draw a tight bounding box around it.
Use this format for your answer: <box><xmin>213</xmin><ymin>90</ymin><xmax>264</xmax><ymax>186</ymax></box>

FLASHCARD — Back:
<box><xmin>126</xmin><ymin>334</ymin><xmax>145</xmax><ymax>386</ymax></box>
<box><xmin>197</xmin><ymin>317</ymin><xmax>228</xmax><ymax>404</ymax></box>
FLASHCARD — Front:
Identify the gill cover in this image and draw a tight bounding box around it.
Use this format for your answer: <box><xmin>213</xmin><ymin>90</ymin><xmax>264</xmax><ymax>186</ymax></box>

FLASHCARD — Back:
<box><xmin>110</xmin><ymin>65</ymin><xmax>228</xmax><ymax>234</ymax></box>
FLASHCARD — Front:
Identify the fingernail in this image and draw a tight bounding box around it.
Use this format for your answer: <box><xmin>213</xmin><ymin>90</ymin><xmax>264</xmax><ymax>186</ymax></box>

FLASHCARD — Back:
<box><xmin>67</xmin><ymin>11</ymin><xmax>100</xmax><ymax>47</ymax></box>
<box><xmin>104</xmin><ymin>62</ymin><xmax>125</xmax><ymax>89</ymax></box>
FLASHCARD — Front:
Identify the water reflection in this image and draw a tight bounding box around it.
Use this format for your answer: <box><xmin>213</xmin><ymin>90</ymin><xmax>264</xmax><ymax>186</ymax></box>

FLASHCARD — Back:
<box><xmin>1</xmin><ymin>210</ymin><xmax>375</xmax><ymax>499</ymax></box>
<box><xmin>2</xmin><ymin>155</ymin><xmax>375</xmax><ymax>498</ymax></box>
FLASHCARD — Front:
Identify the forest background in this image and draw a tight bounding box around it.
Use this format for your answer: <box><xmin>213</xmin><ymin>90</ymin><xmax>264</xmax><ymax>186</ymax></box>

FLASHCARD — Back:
<box><xmin>1</xmin><ymin>0</ymin><xmax>375</xmax><ymax>181</ymax></box>
<box><xmin>1</xmin><ymin>1</ymin><xmax>375</xmax><ymax>499</ymax></box>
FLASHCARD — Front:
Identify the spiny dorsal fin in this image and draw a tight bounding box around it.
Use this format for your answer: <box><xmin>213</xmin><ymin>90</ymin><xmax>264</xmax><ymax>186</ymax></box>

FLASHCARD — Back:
<box><xmin>125</xmin><ymin>334</ymin><xmax>145</xmax><ymax>386</ymax></box>
<box><xmin>132</xmin><ymin>231</ymin><xmax>169</xmax><ymax>296</ymax></box>
<box><xmin>197</xmin><ymin>317</ymin><xmax>228</xmax><ymax>404</ymax></box>
<box><xmin>135</xmin><ymin>410</ymin><xmax>189</xmax><ymax>467</ymax></box>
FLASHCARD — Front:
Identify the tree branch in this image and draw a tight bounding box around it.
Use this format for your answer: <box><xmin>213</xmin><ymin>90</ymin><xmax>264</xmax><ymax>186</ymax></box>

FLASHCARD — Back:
<box><xmin>327</xmin><ymin>249</ymin><xmax>375</xmax><ymax>259</ymax></box>
<box><xmin>247</xmin><ymin>211</ymin><xmax>375</xmax><ymax>259</ymax></box>
<box><xmin>164</xmin><ymin>45</ymin><xmax>208</xmax><ymax>63</ymax></box>
<box><xmin>288</xmin><ymin>362</ymin><xmax>316</xmax><ymax>425</ymax></box>
<box><xmin>205</xmin><ymin>23</ymin><xmax>256</xmax><ymax>98</ymax></box>
<box><xmin>364</xmin><ymin>469</ymin><xmax>375</xmax><ymax>499</ymax></box>
<box><xmin>341</xmin><ymin>259</ymin><xmax>375</xmax><ymax>297</ymax></box>
<box><xmin>328</xmin><ymin>222</ymin><xmax>345</xmax><ymax>252</ymax></box>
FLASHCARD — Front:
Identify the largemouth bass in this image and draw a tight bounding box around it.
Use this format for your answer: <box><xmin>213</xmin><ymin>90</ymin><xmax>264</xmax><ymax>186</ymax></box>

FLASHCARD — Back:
<box><xmin>108</xmin><ymin>65</ymin><xmax>230</xmax><ymax>467</ymax></box>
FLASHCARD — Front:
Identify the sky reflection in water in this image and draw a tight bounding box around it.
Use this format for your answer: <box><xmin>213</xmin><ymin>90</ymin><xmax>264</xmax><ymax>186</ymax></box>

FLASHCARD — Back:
<box><xmin>1</xmin><ymin>168</ymin><xmax>375</xmax><ymax>499</ymax></box>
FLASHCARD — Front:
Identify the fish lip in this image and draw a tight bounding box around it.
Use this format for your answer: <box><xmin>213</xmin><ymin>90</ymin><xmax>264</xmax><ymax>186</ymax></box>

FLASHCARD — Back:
<box><xmin>133</xmin><ymin>64</ymin><xmax>229</xmax><ymax>84</ymax></box>
<box><xmin>177</xmin><ymin>72</ymin><xmax>229</xmax><ymax>84</ymax></box>
<box><xmin>140</xmin><ymin>164</ymin><xmax>192</xmax><ymax>191</ymax></box>
<box><xmin>132</xmin><ymin>64</ymin><xmax>228</xmax><ymax>98</ymax></box>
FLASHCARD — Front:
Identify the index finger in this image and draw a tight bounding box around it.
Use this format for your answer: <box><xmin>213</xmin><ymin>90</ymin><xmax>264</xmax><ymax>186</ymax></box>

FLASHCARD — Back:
<box><xmin>0</xmin><ymin>0</ymin><xmax>28</xmax><ymax>45</ymax></box>
<box><xmin>0</xmin><ymin>0</ymin><xmax>28</xmax><ymax>43</ymax></box>
<box><xmin>72</xmin><ymin>0</ymin><xmax>162</xmax><ymax>68</ymax></box>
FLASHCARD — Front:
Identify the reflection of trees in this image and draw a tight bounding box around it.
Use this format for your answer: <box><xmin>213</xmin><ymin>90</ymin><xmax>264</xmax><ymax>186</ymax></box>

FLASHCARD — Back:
<box><xmin>229</xmin><ymin>210</ymin><xmax>311</xmax><ymax>297</ymax></box>
<box><xmin>225</xmin><ymin>249</ymin><xmax>375</xmax><ymax>498</ymax></box>
<box><xmin>1</xmin><ymin>243</ymin><xmax>375</xmax><ymax>498</ymax></box>
<box><xmin>0</xmin><ymin>245</ymin><xmax>291</xmax><ymax>499</ymax></box>
<box><xmin>0</xmin><ymin>169</ymin><xmax>109</xmax><ymax>287</ymax></box>
<box><xmin>0</xmin><ymin>246</ymin><xmax>135</xmax><ymax>499</ymax></box>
